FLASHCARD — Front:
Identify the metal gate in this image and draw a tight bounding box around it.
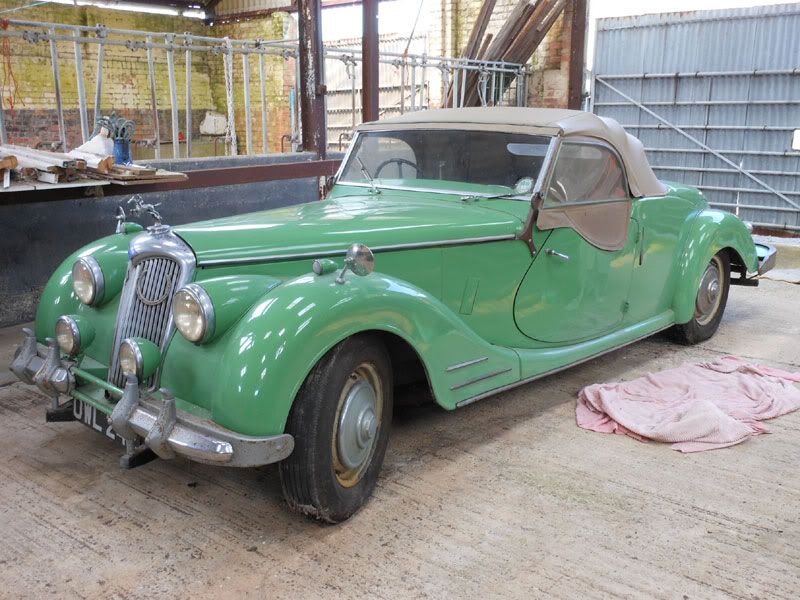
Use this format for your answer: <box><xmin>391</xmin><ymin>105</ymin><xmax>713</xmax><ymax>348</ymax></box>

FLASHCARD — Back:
<box><xmin>592</xmin><ymin>3</ymin><xmax>800</xmax><ymax>231</ymax></box>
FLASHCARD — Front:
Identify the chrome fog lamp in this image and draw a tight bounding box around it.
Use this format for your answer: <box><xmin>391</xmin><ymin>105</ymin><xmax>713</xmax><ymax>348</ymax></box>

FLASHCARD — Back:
<box><xmin>72</xmin><ymin>257</ymin><xmax>105</xmax><ymax>306</ymax></box>
<box><xmin>119</xmin><ymin>338</ymin><xmax>160</xmax><ymax>381</ymax></box>
<box><xmin>172</xmin><ymin>284</ymin><xmax>215</xmax><ymax>344</ymax></box>
<box><xmin>55</xmin><ymin>315</ymin><xmax>84</xmax><ymax>356</ymax></box>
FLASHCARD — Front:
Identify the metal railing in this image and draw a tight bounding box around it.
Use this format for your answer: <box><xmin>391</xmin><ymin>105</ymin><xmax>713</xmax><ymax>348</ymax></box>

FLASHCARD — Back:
<box><xmin>0</xmin><ymin>19</ymin><xmax>529</xmax><ymax>158</ymax></box>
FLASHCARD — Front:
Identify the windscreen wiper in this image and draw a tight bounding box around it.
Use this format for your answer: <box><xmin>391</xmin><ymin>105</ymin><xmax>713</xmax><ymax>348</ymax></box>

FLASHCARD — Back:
<box><xmin>356</xmin><ymin>156</ymin><xmax>380</xmax><ymax>195</ymax></box>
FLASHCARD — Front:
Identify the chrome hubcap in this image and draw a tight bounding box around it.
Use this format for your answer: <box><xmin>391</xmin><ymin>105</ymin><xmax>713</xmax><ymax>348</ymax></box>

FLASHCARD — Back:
<box><xmin>334</xmin><ymin>364</ymin><xmax>382</xmax><ymax>487</ymax></box>
<box><xmin>695</xmin><ymin>257</ymin><xmax>723</xmax><ymax>326</ymax></box>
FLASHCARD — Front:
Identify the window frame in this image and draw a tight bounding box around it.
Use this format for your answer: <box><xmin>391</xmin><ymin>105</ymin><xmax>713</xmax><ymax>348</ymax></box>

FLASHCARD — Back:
<box><xmin>540</xmin><ymin>137</ymin><xmax>633</xmax><ymax>210</ymax></box>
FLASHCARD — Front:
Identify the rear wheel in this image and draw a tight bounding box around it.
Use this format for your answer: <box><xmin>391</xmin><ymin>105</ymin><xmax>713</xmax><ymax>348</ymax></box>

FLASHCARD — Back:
<box><xmin>670</xmin><ymin>252</ymin><xmax>730</xmax><ymax>345</ymax></box>
<box><xmin>279</xmin><ymin>335</ymin><xmax>393</xmax><ymax>523</ymax></box>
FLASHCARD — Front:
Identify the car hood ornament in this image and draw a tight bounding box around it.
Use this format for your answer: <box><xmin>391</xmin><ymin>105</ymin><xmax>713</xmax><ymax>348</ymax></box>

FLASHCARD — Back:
<box><xmin>127</xmin><ymin>194</ymin><xmax>165</xmax><ymax>229</ymax></box>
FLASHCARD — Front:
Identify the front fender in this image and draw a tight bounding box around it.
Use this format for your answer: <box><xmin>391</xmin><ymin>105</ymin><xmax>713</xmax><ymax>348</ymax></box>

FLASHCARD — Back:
<box><xmin>35</xmin><ymin>234</ymin><xmax>132</xmax><ymax>361</ymax></box>
<box><xmin>673</xmin><ymin>209</ymin><xmax>757</xmax><ymax>323</ymax></box>
<box><xmin>162</xmin><ymin>271</ymin><xmax>521</xmax><ymax>437</ymax></box>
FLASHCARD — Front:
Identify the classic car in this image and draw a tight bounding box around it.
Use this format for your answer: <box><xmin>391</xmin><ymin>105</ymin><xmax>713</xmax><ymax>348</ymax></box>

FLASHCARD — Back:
<box><xmin>10</xmin><ymin>107</ymin><xmax>776</xmax><ymax>522</ymax></box>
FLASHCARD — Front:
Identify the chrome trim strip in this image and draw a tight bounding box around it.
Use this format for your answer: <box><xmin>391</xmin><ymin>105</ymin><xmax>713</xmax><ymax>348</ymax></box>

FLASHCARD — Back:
<box><xmin>198</xmin><ymin>234</ymin><xmax>517</xmax><ymax>267</ymax></box>
<box><xmin>455</xmin><ymin>324</ymin><xmax>674</xmax><ymax>408</ymax></box>
<box><xmin>445</xmin><ymin>356</ymin><xmax>488</xmax><ymax>372</ymax></box>
<box><xmin>450</xmin><ymin>367</ymin><xmax>513</xmax><ymax>391</ymax></box>
<box><xmin>336</xmin><ymin>180</ymin><xmax>531</xmax><ymax>200</ymax></box>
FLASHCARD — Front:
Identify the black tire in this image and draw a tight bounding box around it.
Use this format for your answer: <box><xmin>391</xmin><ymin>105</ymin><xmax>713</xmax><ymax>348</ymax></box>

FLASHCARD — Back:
<box><xmin>279</xmin><ymin>335</ymin><xmax>393</xmax><ymax>523</ymax></box>
<box><xmin>670</xmin><ymin>251</ymin><xmax>731</xmax><ymax>345</ymax></box>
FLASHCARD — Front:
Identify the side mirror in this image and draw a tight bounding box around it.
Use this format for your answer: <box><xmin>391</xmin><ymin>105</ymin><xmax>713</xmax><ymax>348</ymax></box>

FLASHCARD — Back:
<box><xmin>336</xmin><ymin>243</ymin><xmax>375</xmax><ymax>283</ymax></box>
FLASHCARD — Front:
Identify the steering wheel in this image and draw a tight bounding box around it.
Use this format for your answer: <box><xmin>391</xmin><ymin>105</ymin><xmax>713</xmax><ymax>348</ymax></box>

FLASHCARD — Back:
<box><xmin>375</xmin><ymin>158</ymin><xmax>422</xmax><ymax>178</ymax></box>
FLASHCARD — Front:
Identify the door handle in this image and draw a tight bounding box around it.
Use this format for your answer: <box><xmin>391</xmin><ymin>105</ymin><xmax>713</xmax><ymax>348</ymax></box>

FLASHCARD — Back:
<box><xmin>545</xmin><ymin>249</ymin><xmax>570</xmax><ymax>262</ymax></box>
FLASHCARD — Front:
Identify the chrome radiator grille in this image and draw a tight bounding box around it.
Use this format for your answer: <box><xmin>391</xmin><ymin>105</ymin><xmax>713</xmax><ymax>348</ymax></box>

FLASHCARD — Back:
<box><xmin>109</xmin><ymin>256</ymin><xmax>182</xmax><ymax>388</ymax></box>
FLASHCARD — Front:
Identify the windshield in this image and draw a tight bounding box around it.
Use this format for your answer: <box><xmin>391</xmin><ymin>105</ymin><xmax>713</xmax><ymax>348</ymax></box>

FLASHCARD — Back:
<box><xmin>339</xmin><ymin>129</ymin><xmax>551</xmax><ymax>197</ymax></box>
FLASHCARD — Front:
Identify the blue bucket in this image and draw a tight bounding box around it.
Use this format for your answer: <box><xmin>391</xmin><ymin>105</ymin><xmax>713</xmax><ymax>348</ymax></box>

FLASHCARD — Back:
<box><xmin>113</xmin><ymin>138</ymin><xmax>132</xmax><ymax>165</ymax></box>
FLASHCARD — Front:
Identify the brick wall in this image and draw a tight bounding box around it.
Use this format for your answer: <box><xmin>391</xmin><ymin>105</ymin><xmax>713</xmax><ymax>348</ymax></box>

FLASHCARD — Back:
<box><xmin>0</xmin><ymin>1</ymin><xmax>294</xmax><ymax>154</ymax></box>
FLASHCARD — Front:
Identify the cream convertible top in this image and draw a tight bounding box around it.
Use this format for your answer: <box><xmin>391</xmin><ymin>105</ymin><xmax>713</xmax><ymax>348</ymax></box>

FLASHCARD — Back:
<box><xmin>357</xmin><ymin>107</ymin><xmax>668</xmax><ymax>198</ymax></box>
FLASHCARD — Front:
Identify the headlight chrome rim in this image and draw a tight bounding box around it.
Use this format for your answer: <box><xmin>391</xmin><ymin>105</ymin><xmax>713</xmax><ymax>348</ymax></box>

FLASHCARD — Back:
<box><xmin>172</xmin><ymin>283</ymin><xmax>215</xmax><ymax>344</ymax></box>
<box><xmin>72</xmin><ymin>256</ymin><xmax>105</xmax><ymax>306</ymax></box>
<box><xmin>55</xmin><ymin>316</ymin><xmax>81</xmax><ymax>356</ymax></box>
<box><xmin>119</xmin><ymin>338</ymin><xmax>144</xmax><ymax>380</ymax></box>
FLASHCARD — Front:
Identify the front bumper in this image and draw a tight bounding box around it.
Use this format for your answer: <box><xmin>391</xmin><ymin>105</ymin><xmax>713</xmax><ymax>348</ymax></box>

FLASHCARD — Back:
<box><xmin>9</xmin><ymin>328</ymin><xmax>294</xmax><ymax>468</ymax></box>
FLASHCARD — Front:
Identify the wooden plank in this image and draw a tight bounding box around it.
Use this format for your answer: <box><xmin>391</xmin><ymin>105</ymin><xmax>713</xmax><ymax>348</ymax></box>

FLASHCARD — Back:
<box><xmin>108</xmin><ymin>170</ymin><xmax>188</xmax><ymax>186</ymax></box>
<box><xmin>0</xmin><ymin>154</ymin><xmax>18</xmax><ymax>170</ymax></box>
<box><xmin>12</xmin><ymin>155</ymin><xmax>63</xmax><ymax>173</ymax></box>
<box><xmin>444</xmin><ymin>0</ymin><xmax>498</xmax><ymax>107</ymax></box>
<box><xmin>0</xmin><ymin>144</ymin><xmax>79</xmax><ymax>169</ymax></box>
<box><xmin>462</xmin><ymin>0</ymin><xmax>497</xmax><ymax>59</ymax></box>
<box><xmin>67</xmin><ymin>150</ymin><xmax>114</xmax><ymax>173</ymax></box>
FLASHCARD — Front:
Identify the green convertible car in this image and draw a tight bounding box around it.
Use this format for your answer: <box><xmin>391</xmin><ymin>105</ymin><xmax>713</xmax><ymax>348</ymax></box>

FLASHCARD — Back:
<box><xmin>11</xmin><ymin>107</ymin><xmax>776</xmax><ymax>522</ymax></box>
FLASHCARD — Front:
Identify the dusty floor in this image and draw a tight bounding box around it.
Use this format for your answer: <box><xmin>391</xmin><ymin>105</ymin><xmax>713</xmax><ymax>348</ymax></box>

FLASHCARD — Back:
<box><xmin>1</xmin><ymin>276</ymin><xmax>798</xmax><ymax>599</ymax></box>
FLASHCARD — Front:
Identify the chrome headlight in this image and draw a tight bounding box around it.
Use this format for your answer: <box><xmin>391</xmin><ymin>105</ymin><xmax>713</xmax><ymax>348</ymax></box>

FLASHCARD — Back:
<box><xmin>119</xmin><ymin>338</ymin><xmax>144</xmax><ymax>379</ymax></box>
<box><xmin>55</xmin><ymin>316</ymin><xmax>81</xmax><ymax>356</ymax></box>
<box><xmin>55</xmin><ymin>315</ymin><xmax>95</xmax><ymax>357</ymax></box>
<box><xmin>72</xmin><ymin>257</ymin><xmax>104</xmax><ymax>305</ymax></box>
<box><xmin>119</xmin><ymin>337</ymin><xmax>160</xmax><ymax>381</ymax></box>
<box><xmin>172</xmin><ymin>284</ymin><xmax>215</xmax><ymax>344</ymax></box>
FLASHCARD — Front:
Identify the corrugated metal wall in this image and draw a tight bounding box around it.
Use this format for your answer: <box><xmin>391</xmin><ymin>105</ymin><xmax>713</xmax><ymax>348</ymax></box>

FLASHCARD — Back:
<box><xmin>592</xmin><ymin>3</ymin><xmax>800</xmax><ymax>230</ymax></box>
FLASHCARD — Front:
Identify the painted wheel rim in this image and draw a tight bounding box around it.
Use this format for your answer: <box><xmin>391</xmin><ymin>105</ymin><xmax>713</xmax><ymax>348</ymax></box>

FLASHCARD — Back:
<box><xmin>695</xmin><ymin>256</ymin><xmax>723</xmax><ymax>326</ymax></box>
<box><xmin>333</xmin><ymin>363</ymin><xmax>382</xmax><ymax>488</ymax></box>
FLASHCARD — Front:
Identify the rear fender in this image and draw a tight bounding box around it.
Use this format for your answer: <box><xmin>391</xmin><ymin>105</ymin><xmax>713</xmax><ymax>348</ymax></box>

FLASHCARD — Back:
<box><xmin>201</xmin><ymin>271</ymin><xmax>521</xmax><ymax>436</ymax></box>
<box><xmin>672</xmin><ymin>209</ymin><xmax>757</xmax><ymax>323</ymax></box>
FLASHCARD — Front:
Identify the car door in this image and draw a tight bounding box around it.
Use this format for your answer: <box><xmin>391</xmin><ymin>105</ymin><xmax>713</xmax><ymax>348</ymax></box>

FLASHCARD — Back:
<box><xmin>514</xmin><ymin>139</ymin><xmax>639</xmax><ymax>344</ymax></box>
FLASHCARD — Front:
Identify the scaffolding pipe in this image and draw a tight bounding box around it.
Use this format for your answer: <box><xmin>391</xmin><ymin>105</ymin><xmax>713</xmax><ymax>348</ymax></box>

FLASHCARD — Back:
<box><xmin>48</xmin><ymin>29</ymin><xmax>67</xmax><ymax>150</ymax></box>
<box><xmin>185</xmin><ymin>38</ymin><xmax>192</xmax><ymax>158</ymax></box>
<box><xmin>242</xmin><ymin>53</ymin><xmax>253</xmax><ymax>155</ymax></box>
<box><xmin>223</xmin><ymin>38</ymin><xmax>238</xmax><ymax>156</ymax></box>
<box><xmin>258</xmin><ymin>52</ymin><xmax>268</xmax><ymax>153</ymax></box>
<box><xmin>73</xmin><ymin>40</ymin><xmax>89</xmax><ymax>143</ymax></box>
<box><xmin>93</xmin><ymin>43</ymin><xmax>104</xmax><ymax>128</ymax></box>
<box><xmin>166</xmin><ymin>37</ymin><xmax>180</xmax><ymax>159</ymax></box>
<box><xmin>146</xmin><ymin>36</ymin><xmax>160</xmax><ymax>159</ymax></box>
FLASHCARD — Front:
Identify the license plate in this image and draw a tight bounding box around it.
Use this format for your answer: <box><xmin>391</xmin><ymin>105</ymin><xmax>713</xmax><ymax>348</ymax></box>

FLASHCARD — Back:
<box><xmin>72</xmin><ymin>399</ymin><xmax>126</xmax><ymax>447</ymax></box>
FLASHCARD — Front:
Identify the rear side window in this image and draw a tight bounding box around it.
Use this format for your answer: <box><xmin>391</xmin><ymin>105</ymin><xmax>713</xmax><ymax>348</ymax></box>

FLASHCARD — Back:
<box><xmin>545</xmin><ymin>142</ymin><xmax>628</xmax><ymax>206</ymax></box>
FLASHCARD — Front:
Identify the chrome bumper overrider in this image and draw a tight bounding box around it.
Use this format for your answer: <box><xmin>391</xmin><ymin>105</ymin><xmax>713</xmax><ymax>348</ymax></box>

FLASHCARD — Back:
<box><xmin>756</xmin><ymin>243</ymin><xmax>777</xmax><ymax>276</ymax></box>
<box><xmin>9</xmin><ymin>328</ymin><xmax>294</xmax><ymax>468</ymax></box>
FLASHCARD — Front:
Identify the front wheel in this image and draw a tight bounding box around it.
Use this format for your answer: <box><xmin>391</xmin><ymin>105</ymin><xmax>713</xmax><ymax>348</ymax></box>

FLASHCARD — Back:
<box><xmin>670</xmin><ymin>251</ymin><xmax>731</xmax><ymax>345</ymax></box>
<box><xmin>279</xmin><ymin>335</ymin><xmax>393</xmax><ymax>523</ymax></box>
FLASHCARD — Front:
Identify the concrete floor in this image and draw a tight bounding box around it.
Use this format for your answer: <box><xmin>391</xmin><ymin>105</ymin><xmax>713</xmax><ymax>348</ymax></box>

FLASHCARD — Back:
<box><xmin>1</xmin><ymin>275</ymin><xmax>798</xmax><ymax>598</ymax></box>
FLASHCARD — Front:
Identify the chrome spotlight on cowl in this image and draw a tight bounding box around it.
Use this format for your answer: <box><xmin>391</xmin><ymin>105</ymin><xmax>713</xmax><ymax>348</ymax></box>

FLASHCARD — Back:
<box><xmin>336</xmin><ymin>243</ymin><xmax>375</xmax><ymax>284</ymax></box>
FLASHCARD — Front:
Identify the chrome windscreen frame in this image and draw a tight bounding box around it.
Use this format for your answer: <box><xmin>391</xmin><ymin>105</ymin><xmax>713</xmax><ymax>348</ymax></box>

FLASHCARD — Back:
<box><xmin>108</xmin><ymin>226</ymin><xmax>196</xmax><ymax>391</ymax></box>
<box><xmin>334</xmin><ymin>129</ymin><xmax>556</xmax><ymax>200</ymax></box>
<box><xmin>516</xmin><ymin>134</ymin><xmax>562</xmax><ymax>255</ymax></box>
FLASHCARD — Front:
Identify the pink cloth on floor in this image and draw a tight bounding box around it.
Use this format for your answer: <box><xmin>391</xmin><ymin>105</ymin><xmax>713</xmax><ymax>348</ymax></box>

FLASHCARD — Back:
<box><xmin>575</xmin><ymin>356</ymin><xmax>800</xmax><ymax>452</ymax></box>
